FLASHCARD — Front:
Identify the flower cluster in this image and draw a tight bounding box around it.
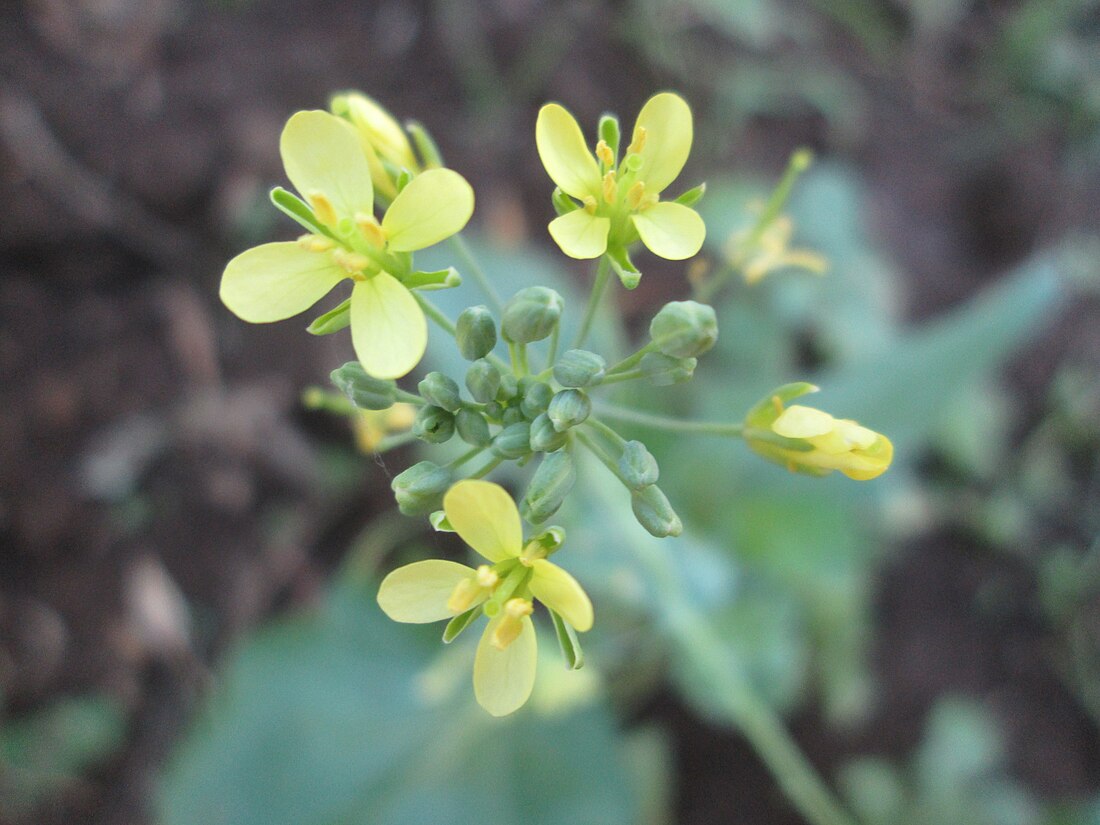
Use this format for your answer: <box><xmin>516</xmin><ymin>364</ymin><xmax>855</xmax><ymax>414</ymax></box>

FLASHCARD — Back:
<box><xmin>219</xmin><ymin>91</ymin><xmax>892</xmax><ymax>715</ymax></box>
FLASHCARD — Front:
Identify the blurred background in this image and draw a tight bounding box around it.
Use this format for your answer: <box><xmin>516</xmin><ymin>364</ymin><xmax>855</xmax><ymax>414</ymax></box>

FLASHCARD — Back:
<box><xmin>2</xmin><ymin>1</ymin><xmax>1099</xmax><ymax>823</ymax></box>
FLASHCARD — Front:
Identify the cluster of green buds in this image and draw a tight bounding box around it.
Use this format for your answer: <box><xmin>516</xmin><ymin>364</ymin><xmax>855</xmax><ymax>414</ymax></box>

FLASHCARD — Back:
<box><xmin>219</xmin><ymin>90</ymin><xmax>893</xmax><ymax>715</ymax></box>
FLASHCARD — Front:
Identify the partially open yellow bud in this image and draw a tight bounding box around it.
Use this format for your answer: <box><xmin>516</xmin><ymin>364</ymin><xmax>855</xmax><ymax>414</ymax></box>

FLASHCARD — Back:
<box><xmin>749</xmin><ymin>404</ymin><xmax>893</xmax><ymax>480</ymax></box>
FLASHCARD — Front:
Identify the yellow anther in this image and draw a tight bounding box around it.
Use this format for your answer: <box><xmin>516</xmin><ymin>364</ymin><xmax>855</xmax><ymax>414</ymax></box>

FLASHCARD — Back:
<box><xmin>772</xmin><ymin>395</ymin><xmax>784</xmax><ymax>416</ymax></box>
<box><xmin>296</xmin><ymin>233</ymin><xmax>335</xmax><ymax>253</ymax></box>
<box><xmin>638</xmin><ymin>193</ymin><xmax>659</xmax><ymax>210</ymax></box>
<box><xmin>626</xmin><ymin>125</ymin><xmax>647</xmax><ymax>155</ymax></box>
<box><xmin>355</xmin><ymin>212</ymin><xmax>388</xmax><ymax>248</ymax></box>
<box><xmin>490</xmin><ymin>598</ymin><xmax>534</xmax><ymax>650</ymax></box>
<box><xmin>602</xmin><ymin>170</ymin><xmax>618</xmax><ymax>204</ymax></box>
<box><xmin>595</xmin><ymin>139</ymin><xmax>614</xmax><ymax>167</ymax></box>
<box><xmin>626</xmin><ymin>181</ymin><xmax>647</xmax><ymax>210</ymax></box>
<box><xmin>447</xmin><ymin>577</ymin><xmax>482</xmax><ymax>614</ymax></box>
<box><xmin>332</xmin><ymin>249</ymin><xmax>372</xmax><ymax>274</ymax></box>
<box><xmin>582</xmin><ymin>195</ymin><xmax>598</xmax><ymax>215</ymax></box>
<box><xmin>475</xmin><ymin>565</ymin><xmax>499</xmax><ymax>588</ymax></box>
<box><xmin>306</xmin><ymin>191</ymin><xmax>338</xmax><ymax>228</ymax></box>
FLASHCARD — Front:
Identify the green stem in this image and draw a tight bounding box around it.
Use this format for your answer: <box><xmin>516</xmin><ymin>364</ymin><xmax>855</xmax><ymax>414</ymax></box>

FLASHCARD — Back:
<box><xmin>446</xmin><ymin>445</ymin><xmax>485</xmax><ymax>470</ymax></box>
<box><xmin>593</xmin><ymin>401</ymin><xmax>744</xmax><ymax>437</ymax></box>
<box><xmin>466</xmin><ymin>454</ymin><xmax>503</xmax><ymax>480</ymax></box>
<box><xmin>573</xmin><ymin>256</ymin><xmax>611</xmax><ymax>349</ymax></box>
<box><xmin>584</xmin><ymin>416</ymin><xmax>628</xmax><ymax>449</ymax></box>
<box><xmin>508</xmin><ymin>342</ymin><xmax>529</xmax><ymax>377</ymax></box>
<box><xmin>372</xmin><ymin>432</ymin><xmax>419</xmax><ymax>452</ymax></box>
<box><xmin>606</xmin><ymin>341</ymin><xmax>657</xmax><ymax>375</ymax></box>
<box><xmin>449</xmin><ymin>233</ymin><xmax>503</xmax><ymax>312</ymax></box>
<box><xmin>546</xmin><ymin>323</ymin><xmax>561</xmax><ymax>369</ymax></box>
<box><xmin>395</xmin><ymin>389</ymin><xmax>427</xmax><ymax>405</ymax></box>
<box><xmin>598</xmin><ymin>368</ymin><xmax>645</xmax><ymax>386</ymax></box>
<box><xmin>574</xmin><ymin>428</ymin><xmax>632</xmax><ymax>487</ymax></box>
<box><xmin>416</xmin><ymin>294</ymin><xmax>510</xmax><ymax>373</ymax></box>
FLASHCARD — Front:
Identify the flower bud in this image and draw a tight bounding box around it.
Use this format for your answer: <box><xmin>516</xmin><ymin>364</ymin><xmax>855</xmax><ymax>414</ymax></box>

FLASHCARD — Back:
<box><xmin>392</xmin><ymin>461</ymin><xmax>452</xmax><ymax>515</ymax></box>
<box><xmin>649</xmin><ymin>301</ymin><xmax>718</xmax><ymax>358</ymax></box>
<box><xmin>412</xmin><ymin>405</ymin><xmax>455</xmax><ymax>444</ymax></box>
<box><xmin>465</xmin><ymin>359</ymin><xmax>500</xmax><ymax>404</ymax></box>
<box><xmin>547</xmin><ymin>389</ymin><xmax>591</xmax><ymax>432</ymax></box>
<box><xmin>418</xmin><ymin>372</ymin><xmax>462</xmax><ymax>412</ymax></box>
<box><xmin>492</xmin><ymin>421</ymin><xmax>531</xmax><ymax>459</ymax></box>
<box><xmin>553</xmin><ymin>349</ymin><xmax>607</xmax><ymax>388</ymax></box>
<box><xmin>618</xmin><ymin>440</ymin><xmax>659</xmax><ymax>491</ymax></box>
<box><xmin>529</xmin><ymin>413</ymin><xmax>568</xmax><ymax>452</ymax></box>
<box><xmin>501</xmin><ymin>287</ymin><xmax>564</xmax><ymax>343</ymax></box>
<box><xmin>330</xmin><ymin>361</ymin><xmax>396</xmax><ymax>410</ymax></box>
<box><xmin>501</xmin><ymin>406</ymin><xmax>526</xmax><ymax>427</ymax></box>
<box><xmin>455</xmin><ymin>408</ymin><xmax>491</xmax><ymax>447</ymax></box>
<box><xmin>631</xmin><ymin>485</ymin><xmax>683</xmax><ymax>538</ymax></box>
<box><xmin>455</xmin><ymin>306</ymin><xmax>498</xmax><ymax>361</ymax></box>
<box><xmin>640</xmin><ymin>352</ymin><xmax>697</xmax><ymax>386</ymax></box>
<box><xmin>497</xmin><ymin>372</ymin><xmax>520</xmax><ymax>402</ymax></box>
<box><xmin>521</xmin><ymin>450</ymin><xmax>577</xmax><ymax>524</ymax></box>
<box><xmin>484</xmin><ymin>401</ymin><xmax>505</xmax><ymax>422</ymax></box>
<box><xmin>520</xmin><ymin>381</ymin><xmax>554</xmax><ymax>419</ymax></box>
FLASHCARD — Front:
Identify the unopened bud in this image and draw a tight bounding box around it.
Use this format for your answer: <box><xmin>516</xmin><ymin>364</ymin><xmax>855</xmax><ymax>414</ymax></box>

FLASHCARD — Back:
<box><xmin>553</xmin><ymin>349</ymin><xmax>607</xmax><ymax>388</ymax></box>
<box><xmin>547</xmin><ymin>389</ymin><xmax>591</xmax><ymax>432</ymax></box>
<box><xmin>618</xmin><ymin>440</ymin><xmax>659</xmax><ymax>490</ymax></box>
<box><xmin>455</xmin><ymin>408</ymin><xmax>491</xmax><ymax>447</ymax></box>
<box><xmin>501</xmin><ymin>406</ymin><xmax>526</xmax><ymax>427</ymax></box>
<box><xmin>330</xmin><ymin>361</ymin><xmax>396</xmax><ymax>410</ymax></box>
<box><xmin>520</xmin><ymin>381</ymin><xmax>554</xmax><ymax>419</ymax></box>
<box><xmin>650</xmin><ymin>301</ymin><xmax>718</xmax><ymax>358</ymax></box>
<box><xmin>497</xmin><ymin>372</ymin><xmax>520</xmax><ymax>402</ymax></box>
<box><xmin>465</xmin><ymin>359</ymin><xmax>501</xmax><ymax>404</ymax></box>
<box><xmin>631</xmin><ymin>485</ymin><xmax>683</xmax><ymax>538</ymax></box>
<box><xmin>521</xmin><ymin>450</ymin><xmax>577</xmax><ymax>524</ymax></box>
<box><xmin>492</xmin><ymin>421</ymin><xmax>532</xmax><ymax>459</ymax></box>
<box><xmin>501</xmin><ymin>287</ymin><xmax>564</xmax><ymax>343</ymax></box>
<box><xmin>412</xmin><ymin>405</ymin><xmax>454</xmax><ymax>444</ymax></box>
<box><xmin>529</xmin><ymin>413</ymin><xmax>568</xmax><ymax>452</ymax></box>
<box><xmin>392</xmin><ymin>461</ymin><xmax>452</xmax><ymax>515</ymax></box>
<box><xmin>455</xmin><ymin>306</ymin><xmax>498</xmax><ymax>361</ymax></box>
<box><xmin>640</xmin><ymin>352</ymin><xmax>697</xmax><ymax>386</ymax></box>
<box><xmin>418</xmin><ymin>372</ymin><xmax>462</xmax><ymax>412</ymax></box>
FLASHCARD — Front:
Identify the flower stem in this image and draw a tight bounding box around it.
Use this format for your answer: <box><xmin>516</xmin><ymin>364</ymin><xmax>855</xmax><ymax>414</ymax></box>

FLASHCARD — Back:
<box><xmin>545</xmin><ymin>323</ymin><xmax>561</xmax><ymax>369</ymax></box>
<box><xmin>574</xmin><ymin>428</ymin><xmax>632</xmax><ymax>487</ymax></box>
<box><xmin>446</xmin><ymin>445</ymin><xmax>485</xmax><ymax>470</ymax></box>
<box><xmin>449</xmin><ymin>233</ymin><xmax>503</xmax><ymax>312</ymax></box>
<box><xmin>597</xmin><ymin>368</ymin><xmax>645</xmax><ymax>386</ymax></box>
<box><xmin>573</xmin><ymin>255</ymin><xmax>611</xmax><ymax>349</ymax></box>
<box><xmin>606</xmin><ymin>341</ymin><xmax>657</xmax><ymax>375</ymax></box>
<box><xmin>372</xmin><ymin>432</ymin><xmax>419</xmax><ymax>452</ymax></box>
<box><xmin>466</xmin><ymin>454</ymin><xmax>503</xmax><ymax>480</ymax></box>
<box><xmin>592</xmin><ymin>401</ymin><xmax>744</xmax><ymax>437</ymax></box>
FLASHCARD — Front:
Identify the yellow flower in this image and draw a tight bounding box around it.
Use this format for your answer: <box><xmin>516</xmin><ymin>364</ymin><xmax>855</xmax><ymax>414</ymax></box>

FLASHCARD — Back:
<box><xmin>730</xmin><ymin>214</ymin><xmax>828</xmax><ymax>285</ymax></box>
<box><xmin>220</xmin><ymin>110</ymin><xmax>474</xmax><ymax>379</ymax></box>
<box><xmin>535</xmin><ymin>93</ymin><xmax>705</xmax><ymax>266</ymax></box>
<box><xmin>376</xmin><ymin>480</ymin><xmax>593</xmax><ymax>716</ymax></box>
<box><xmin>330</xmin><ymin>92</ymin><xmax>420</xmax><ymax>202</ymax></box>
<box><xmin>351</xmin><ymin>403</ymin><xmax>416</xmax><ymax>452</ymax></box>
<box><xmin>744</xmin><ymin>385</ymin><xmax>893</xmax><ymax>480</ymax></box>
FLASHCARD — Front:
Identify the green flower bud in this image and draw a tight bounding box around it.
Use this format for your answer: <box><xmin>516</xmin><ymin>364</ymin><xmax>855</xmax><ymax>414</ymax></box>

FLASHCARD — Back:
<box><xmin>330</xmin><ymin>361</ymin><xmax>396</xmax><ymax>410</ymax></box>
<box><xmin>529</xmin><ymin>413</ymin><xmax>568</xmax><ymax>452</ymax></box>
<box><xmin>484</xmin><ymin>401</ymin><xmax>504</xmax><ymax>422</ymax></box>
<box><xmin>520</xmin><ymin>381</ymin><xmax>554</xmax><ymax>419</ymax></box>
<box><xmin>553</xmin><ymin>349</ymin><xmax>607</xmax><ymax>388</ymax></box>
<box><xmin>649</xmin><ymin>301</ymin><xmax>718</xmax><ymax>358</ymax></box>
<box><xmin>640</xmin><ymin>352</ymin><xmax>697</xmax><ymax>386</ymax></box>
<box><xmin>465</xmin><ymin>359</ymin><xmax>501</xmax><ymax>404</ymax></box>
<box><xmin>521</xmin><ymin>450</ymin><xmax>577</xmax><ymax>524</ymax></box>
<box><xmin>618</xmin><ymin>440</ymin><xmax>659</xmax><ymax>490</ymax></box>
<box><xmin>547</xmin><ymin>389</ymin><xmax>591</xmax><ymax>432</ymax></box>
<box><xmin>418</xmin><ymin>372</ymin><xmax>462</xmax><ymax>412</ymax></box>
<box><xmin>501</xmin><ymin>286</ymin><xmax>564</xmax><ymax>343</ymax></box>
<box><xmin>492</xmin><ymin>421</ymin><xmax>531</xmax><ymax>459</ymax></box>
<box><xmin>497</xmin><ymin>372</ymin><xmax>520</xmax><ymax>402</ymax></box>
<box><xmin>392</xmin><ymin>461</ymin><xmax>452</xmax><ymax>515</ymax></box>
<box><xmin>631</xmin><ymin>485</ymin><xmax>682</xmax><ymax>538</ymax></box>
<box><xmin>501</xmin><ymin>406</ymin><xmax>526</xmax><ymax>427</ymax></box>
<box><xmin>413</xmin><ymin>405</ymin><xmax>455</xmax><ymax>444</ymax></box>
<box><xmin>455</xmin><ymin>306</ymin><xmax>498</xmax><ymax>361</ymax></box>
<box><xmin>455</xmin><ymin>408</ymin><xmax>492</xmax><ymax>447</ymax></box>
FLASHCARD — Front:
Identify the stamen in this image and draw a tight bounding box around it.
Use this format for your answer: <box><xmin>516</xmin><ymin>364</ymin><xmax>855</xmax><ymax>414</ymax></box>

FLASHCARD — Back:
<box><xmin>296</xmin><ymin>234</ymin><xmax>335</xmax><ymax>253</ymax></box>
<box><xmin>595</xmin><ymin>139</ymin><xmax>614</xmax><ymax>167</ymax></box>
<box><xmin>490</xmin><ymin>598</ymin><xmax>534</xmax><ymax>650</ymax></box>
<box><xmin>307</xmin><ymin>191</ymin><xmax>338</xmax><ymax>227</ymax></box>
<box><xmin>447</xmin><ymin>577</ymin><xmax>482</xmax><ymax>613</ymax></box>
<box><xmin>355</xmin><ymin>212</ymin><xmax>388</xmax><ymax>248</ymax></box>
<box><xmin>582</xmin><ymin>195</ymin><xmax>598</xmax><ymax>215</ymax></box>
<box><xmin>475</xmin><ymin>565</ymin><xmax>499</xmax><ymax>588</ymax></box>
<box><xmin>626</xmin><ymin>181</ymin><xmax>646</xmax><ymax>210</ymax></box>
<box><xmin>772</xmin><ymin>395</ymin><xmax>784</xmax><ymax>416</ymax></box>
<box><xmin>332</xmin><ymin>249</ymin><xmax>372</xmax><ymax>274</ymax></box>
<box><xmin>626</xmin><ymin>125</ymin><xmax>647</xmax><ymax>155</ymax></box>
<box><xmin>602</xmin><ymin>171</ymin><xmax>618</xmax><ymax>205</ymax></box>
<box><xmin>638</xmin><ymin>193</ymin><xmax>659</xmax><ymax>211</ymax></box>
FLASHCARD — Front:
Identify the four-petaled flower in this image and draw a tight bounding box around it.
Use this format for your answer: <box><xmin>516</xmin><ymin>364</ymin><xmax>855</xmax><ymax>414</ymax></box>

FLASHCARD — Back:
<box><xmin>376</xmin><ymin>480</ymin><xmax>594</xmax><ymax>716</ymax></box>
<box><xmin>536</xmin><ymin>92</ymin><xmax>705</xmax><ymax>270</ymax></box>
<box><xmin>220</xmin><ymin>110</ymin><xmax>474</xmax><ymax>379</ymax></box>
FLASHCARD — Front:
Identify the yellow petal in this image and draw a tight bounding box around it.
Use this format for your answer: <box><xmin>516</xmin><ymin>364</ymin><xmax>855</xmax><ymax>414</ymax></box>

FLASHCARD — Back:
<box><xmin>442</xmin><ymin>480</ymin><xmax>522</xmax><ymax>563</ymax></box>
<box><xmin>839</xmin><ymin>436</ymin><xmax>893</xmax><ymax>480</ymax></box>
<box><xmin>280</xmin><ymin>110</ymin><xmax>374</xmax><ymax>223</ymax></box>
<box><xmin>377</xmin><ymin>560</ymin><xmax>479</xmax><ymax>623</ymax></box>
<box><xmin>548</xmin><ymin>210</ymin><xmax>610</xmax><ymax>259</ymax></box>
<box><xmin>772</xmin><ymin>405</ymin><xmax>836</xmax><ymax>439</ymax></box>
<box><xmin>535</xmin><ymin>104</ymin><xmax>601</xmax><ymax>200</ymax></box>
<box><xmin>632</xmin><ymin>92</ymin><xmax>693</xmax><ymax>194</ymax></box>
<box><xmin>529</xmin><ymin>560</ymin><xmax>593</xmax><ymax>632</ymax></box>
<box><xmin>350</xmin><ymin>273</ymin><xmax>427</xmax><ymax>379</ymax></box>
<box><xmin>382</xmin><ymin>169</ymin><xmax>474</xmax><ymax>252</ymax></box>
<box><xmin>630</xmin><ymin>202</ymin><xmax>705</xmax><ymax>260</ymax></box>
<box><xmin>337</xmin><ymin>93</ymin><xmax>418</xmax><ymax>172</ymax></box>
<box><xmin>474</xmin><ymin>614</ymin><xmax>537</xmax><ymax>716</ymax></box>
<box><xmin>220</xmin><ymin>242</ymin><xmax>345</xmax><ymax>323</ymax></box>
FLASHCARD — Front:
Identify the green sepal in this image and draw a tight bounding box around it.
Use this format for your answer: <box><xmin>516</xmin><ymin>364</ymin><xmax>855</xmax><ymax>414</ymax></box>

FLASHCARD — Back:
<box><xmin>429</xmin><ymin>510</ymin><xmax>455</xmax><ymax>532</ymax></box>
<box><xmin>442</xmin><ymin>606</ymin><xmax>482</xmax><ymax>644</ymax></box>
<box><xmin>394</xmin><ymin>168</ymin><xmax>413</xmax><ymax>194</ymax></box>
<box><xmin>406</xmin><ymin>120</ymin><xmax>443</xmax><ymax>168</ymax></box>
<box><xmin>742</xmin><ymin>427</ymin><xmax>816</xmax><ymax>452</ymax></box>
<box><xmin>607</xmin><ymin>247</ymin><xmax>641</xmax><ymax>289</ymax></box>
<box><xmin>674</xmin><ymin>182</ymin><xmax>706</xmax><ymax>207</ymax></box>
<box><xmin>269</xmin><ymin>187</ymin><xmax>334</xmax><ymax>239</ymax></box>
<box><xmin>743</xmin><ymin>382</ymin><xmax>819</xmax><ymax>428</ymax></box>
<box><xmin>404</xmin><ymin>267</ymin><xmax>461</xmax><ymax>291</ymax></box>
<box><xmin>549</xmin><ymin>608</ymin><xmax>584</xmax><ymax>670</ymax></box>
<box><xmin>306</xmin><ymin>297</ymin><xmax>352</xmax><ymax>335</ymax></box>
<box><xmin>551</xmin><ymin>187</ymin><xmax>579</xmax><ymax>216</ymax></box>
